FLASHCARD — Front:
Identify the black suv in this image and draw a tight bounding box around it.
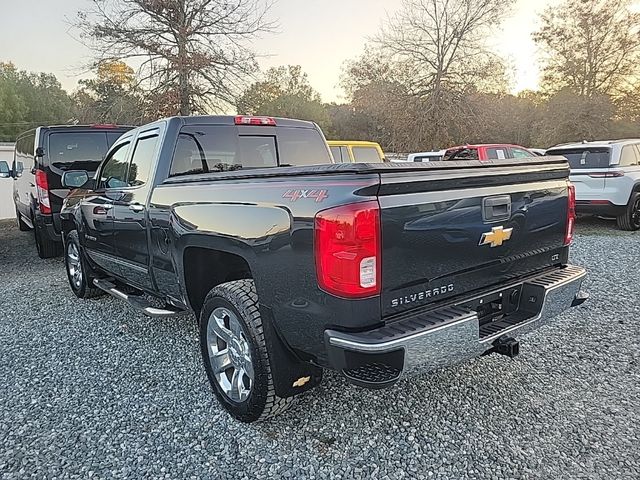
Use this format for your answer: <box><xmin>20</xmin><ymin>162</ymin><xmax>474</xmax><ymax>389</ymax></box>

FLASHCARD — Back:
<box><xmin>11</xmin><ymin>125</ymin><xmax>134</xmax><ymax>258</ymax></box>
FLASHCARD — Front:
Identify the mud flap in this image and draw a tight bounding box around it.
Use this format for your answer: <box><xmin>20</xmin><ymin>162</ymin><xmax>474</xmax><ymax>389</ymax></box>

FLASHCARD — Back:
<box><xmin>259</xmin><ymin>305</ymin><xmax>323</xmax><ymax>398</ymax></box>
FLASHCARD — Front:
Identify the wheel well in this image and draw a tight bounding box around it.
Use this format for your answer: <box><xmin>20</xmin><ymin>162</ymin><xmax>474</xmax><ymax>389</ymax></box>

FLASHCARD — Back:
<box><xmin>183</xmin><ymin>247</ymin><xmax>253</xmax><ymax>314</ymax></box>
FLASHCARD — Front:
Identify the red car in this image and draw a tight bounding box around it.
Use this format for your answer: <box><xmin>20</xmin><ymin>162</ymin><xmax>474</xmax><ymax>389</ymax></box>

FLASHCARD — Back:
<box><xmin>443</xmin><ymin>144</ymin><xmax>535</xmax><ymax>161</ymax></box>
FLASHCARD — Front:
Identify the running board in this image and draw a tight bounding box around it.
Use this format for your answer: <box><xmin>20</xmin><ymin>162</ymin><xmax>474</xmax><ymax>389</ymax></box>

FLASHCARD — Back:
<box><xmin>92</xmin><ymin>279</ymin><xmax>183</xmax><ymax>318</ymax></box>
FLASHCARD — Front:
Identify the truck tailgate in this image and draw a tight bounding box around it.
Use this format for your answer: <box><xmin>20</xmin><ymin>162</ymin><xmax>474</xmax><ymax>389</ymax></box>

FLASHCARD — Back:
<box><xmin>379</xmin><ymin>158</ymin><xmax>571</xmax><ymax>316</ymax></box>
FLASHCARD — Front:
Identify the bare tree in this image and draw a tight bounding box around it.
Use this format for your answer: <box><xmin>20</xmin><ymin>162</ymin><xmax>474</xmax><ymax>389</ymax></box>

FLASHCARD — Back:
<box><xmin>534</xmin><ymin>0</ymin><xmax>640</xmax><ymax>98</ymax></box>
<box><xmin>365</xmin><ymin>0</ymin><xmax>513</xmax><ymax>148</ymax></box>
<box><xmin>75</xmin><ymin>0</ymin><xmax>275</xmax><ymax>116</ymax></box>
<box><xmin>376</xmin><ymin>0</ymin><xmax>512</xmax><ymax>95</ymax></box>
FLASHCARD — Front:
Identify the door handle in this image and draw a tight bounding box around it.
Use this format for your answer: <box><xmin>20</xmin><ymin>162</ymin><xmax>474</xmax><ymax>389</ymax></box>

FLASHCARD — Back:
<box><xmin>93</xmin><ymin>204</ymin><xmax>113</xmax><ymax>215</ymax></box>
<box><xmin>129</xmin><ymin>203</ymin><xmax>145</xmax><ymax>213</ymax></box>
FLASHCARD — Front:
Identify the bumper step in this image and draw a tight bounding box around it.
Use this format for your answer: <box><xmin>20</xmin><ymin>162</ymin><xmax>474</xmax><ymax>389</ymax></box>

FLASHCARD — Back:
<box><xmin>326</xmin><ymin>265</ymin><xmax>587</xmax><ymax>387</ymax></box>
<box><xmin>93</xmin><ymin>279</ymin><xmax>183</xmax><ymax>318</ymax></box>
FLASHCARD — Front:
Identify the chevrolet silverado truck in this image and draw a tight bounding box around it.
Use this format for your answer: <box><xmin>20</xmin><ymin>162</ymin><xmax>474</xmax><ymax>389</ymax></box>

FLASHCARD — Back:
<box><xmin>59</xmin><ymin>115</ymin><xmax>588</xmax><ymax>422</ymax></box>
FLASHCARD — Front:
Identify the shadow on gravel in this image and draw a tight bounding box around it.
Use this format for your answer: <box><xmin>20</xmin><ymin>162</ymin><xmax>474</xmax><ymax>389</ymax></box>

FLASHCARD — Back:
<box><xmin>1</xmin><ymin>217</ymin><xmax>639</xmax><ymax>479</ymax></box>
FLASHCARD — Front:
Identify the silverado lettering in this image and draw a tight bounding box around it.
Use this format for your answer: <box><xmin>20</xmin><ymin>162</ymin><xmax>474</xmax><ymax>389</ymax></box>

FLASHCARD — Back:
<box><xmin>391</xmin><ymin>284</ymin><xmax>455</xmax><ymax>307</ymax></box>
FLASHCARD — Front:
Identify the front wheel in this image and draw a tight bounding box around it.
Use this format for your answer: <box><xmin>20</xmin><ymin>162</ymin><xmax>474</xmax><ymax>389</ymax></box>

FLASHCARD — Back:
<box><xmin>199</xmin><ymin>280</ymin><xmax>293</xmax><ymax>422</ymax></box>
<box><xmin>616</xmin><ymin>192</ymin><xmax>640</xmax><ymax>231</ymax></box>
<box><xmin>64</xmin><ymin>231</ymin><xmax>102</xmax><ymax>299</ymax></box>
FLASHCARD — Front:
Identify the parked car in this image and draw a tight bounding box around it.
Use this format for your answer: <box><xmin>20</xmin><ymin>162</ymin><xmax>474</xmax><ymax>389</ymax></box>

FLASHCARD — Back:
<box><xmin>10</xmin><ymin>124</ymin><xmax>134</xmax><ymax>258</ymax></box>
<box><xmin>444</xmin><ymin>144</ymin><xmax>536</xmax><ymax>161</ymax></box>
<box><xmin>407</xmin><ymin>150</ymin><xmax>445</xmax><ymax>162</ymax></box>
<box><xmin>327</xmin><ymin>140</ymin><xmax>386</xmax><ymax>163</ymax></box>
<box><xmin>530</xmin><ymin>148</ymin><xmax>547</xmax><ymax>157</ymax></box>
<box><xmin>60</xmin><ymin>115</ymin><xmax>586</xmax><ymax>422</ymax></box>
<box><xmin>546</xmin><ymin>139</ymin><xmax>640</xmax><ymax>230</ymax></box>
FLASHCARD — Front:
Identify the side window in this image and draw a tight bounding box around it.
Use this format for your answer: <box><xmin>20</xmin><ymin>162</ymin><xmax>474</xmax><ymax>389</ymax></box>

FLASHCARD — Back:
<box><xmin>449</xmin><ymin>148</ymin><xmax>479</xmax><ymax>161</ymax></box>
<box><xmin>352</xmin><ymin>146</ymin><xmax>383</xmax><ymax>163</ymax></box>
<box><xmin>99</xmin><ymin>142</ymin><xmax>131</xmax><ymax>189</ymax></box>
<box><xmin>127</xmin><ymin>135</ymin><xmax>158</xmax><ymax>187</ymax></box>
<box><xmin>340</xmin><ymin>146</ymin><xmax>351</xmax><ymax>163</ymax></box>
<box><xmin>619</xmin><ymin>145</ymin><xmax>639</xmax><ymax>167</ymax></box>
<box><xmin>330</xmin><ymin>146</ymin><xmax>342</xmax><ymax>163</ymax></box>
<box><xmin>511</xmin><ymin>148</ymin><xmax>532</xmax><ymax>159</ymax></box>
<box><xmin>487</xmin><ymin>148</ymin><xmax>507</xmax><ymax>160</ymax></box>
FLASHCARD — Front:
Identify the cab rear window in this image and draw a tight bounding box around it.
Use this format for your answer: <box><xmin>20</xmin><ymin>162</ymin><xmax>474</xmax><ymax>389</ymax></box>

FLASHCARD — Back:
<box><xmin>547</xmin><ymin>148</ymin><xmax>611</xmax><ymax>169</ymax></box>
<box><xmin>169</xmin><ymin>125</ymin><xmax>331</xmax><ymax>177</ymax></box>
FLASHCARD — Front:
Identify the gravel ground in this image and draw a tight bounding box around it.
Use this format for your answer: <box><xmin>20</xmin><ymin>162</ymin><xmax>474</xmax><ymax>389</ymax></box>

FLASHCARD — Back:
<box><xmin>1</xmin><ymin>217</ymin><xmax>639</xmax><ymax>479</ymax></box>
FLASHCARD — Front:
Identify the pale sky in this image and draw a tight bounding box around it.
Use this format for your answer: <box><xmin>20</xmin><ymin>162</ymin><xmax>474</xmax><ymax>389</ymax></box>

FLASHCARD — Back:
<box><xmin>2</xmin><ymin>0</ymin><xmax>555</xmax><ymax>103</ymax></box>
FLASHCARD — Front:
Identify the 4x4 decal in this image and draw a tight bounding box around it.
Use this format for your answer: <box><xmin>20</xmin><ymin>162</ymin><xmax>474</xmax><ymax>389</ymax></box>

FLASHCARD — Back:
<box><xmin>282</xmin><ymin>189</ymin><xmax>329</xmax><ymax>203</ymax></box>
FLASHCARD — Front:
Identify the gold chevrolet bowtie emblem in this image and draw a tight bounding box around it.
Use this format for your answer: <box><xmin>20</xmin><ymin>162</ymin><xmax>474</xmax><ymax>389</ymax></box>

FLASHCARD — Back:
<box><xmin>479</xmin><ymin>226</ymin><xmax>513</xmax><ymax>247</ymax></box>
<box><xmin>292</xmin><ymin>376</ymin><xmax>311</xmax><ymax>388</ymax></box>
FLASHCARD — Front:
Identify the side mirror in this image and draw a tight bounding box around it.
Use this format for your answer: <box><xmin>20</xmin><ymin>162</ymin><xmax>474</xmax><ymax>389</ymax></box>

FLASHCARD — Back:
<box><xmin>62</xmin><ymin>170</ymin><xmax>90</xmax><ymax>189</ymax></box>
<box><xmin>0</xmin><ymin>161</ymin><xmax>11</xmax><ymax>178</ymax></box>
<box><xmin>35</xmin><ymin>147</ymin><xmax>45</xmax><ymax>157</ymax></box>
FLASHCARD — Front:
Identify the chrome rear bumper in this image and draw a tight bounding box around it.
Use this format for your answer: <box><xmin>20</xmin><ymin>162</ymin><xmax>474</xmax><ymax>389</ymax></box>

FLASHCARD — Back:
<box><xmin>325</xmin><ymin>265</ymin><xmax>587</xmax><ymax>388</ymax></box>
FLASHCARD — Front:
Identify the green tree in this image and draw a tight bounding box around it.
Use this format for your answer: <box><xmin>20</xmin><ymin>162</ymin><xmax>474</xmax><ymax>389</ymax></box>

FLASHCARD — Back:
<box><xmin>0</xmin><ymin>62</ymin><xmax>74</xmax><ymax>141</ymax></box>
<box><xmin>237</xmin><ymin>66</ymin><xmax>331</xmax><ymax>130</ymax></box>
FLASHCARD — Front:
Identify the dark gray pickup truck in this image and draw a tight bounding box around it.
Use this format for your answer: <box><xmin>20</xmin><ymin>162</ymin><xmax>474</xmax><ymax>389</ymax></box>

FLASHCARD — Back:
<box><xmin>60</xmin><ymin>115</ymin><xmax>588</xmax><ymax>422</ymax></box>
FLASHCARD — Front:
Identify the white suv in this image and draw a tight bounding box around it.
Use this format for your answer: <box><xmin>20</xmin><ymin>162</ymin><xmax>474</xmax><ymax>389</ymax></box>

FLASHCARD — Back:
<box><xmin>546</xmin><ymin>140</ymin><xmax>640</xmax><ymax>230</ymax></box>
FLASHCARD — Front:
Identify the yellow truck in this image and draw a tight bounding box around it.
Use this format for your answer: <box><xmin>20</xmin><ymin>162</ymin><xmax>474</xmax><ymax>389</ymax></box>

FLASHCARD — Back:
<box><xmin>327</xmin><ymin>141</ymin><xmax>386</xmax><ymax>163</ymax></box>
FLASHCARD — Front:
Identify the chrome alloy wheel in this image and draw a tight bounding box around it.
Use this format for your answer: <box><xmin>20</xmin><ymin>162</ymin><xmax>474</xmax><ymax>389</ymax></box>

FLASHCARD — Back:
<box><xmin>66</xmin><ymin>242</ymin><xmax>83</xmax><ymax>289</ymax></box>
<box><xmin>207</xmin><ymin>307</ymin><xmax>254</xmax><ymax>402</ymax></box>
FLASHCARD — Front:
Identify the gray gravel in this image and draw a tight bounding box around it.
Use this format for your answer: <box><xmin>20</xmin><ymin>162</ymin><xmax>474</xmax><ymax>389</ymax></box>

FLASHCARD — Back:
<box><xmin>1</xmin><ymin>216</ymin><xmax>639</xmax><ymax>479</ymax></box>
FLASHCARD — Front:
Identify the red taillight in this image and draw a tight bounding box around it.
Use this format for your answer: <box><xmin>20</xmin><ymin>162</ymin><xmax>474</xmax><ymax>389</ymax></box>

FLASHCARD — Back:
<box><xmin>234</xmin><ymin>116</ymin><xmax>277</xmax><ymax>126</ymax></box>
<box><xmin>564</xmin><ymin>184</ymin><xmax>576</xmax><ymax>246</ymax></box>
<box><xmin>90</xmin><ymin>123</ymin><xmax>118</xmax><ymax>129</ymax></box>
<box><xmin>587</xmin><ymin>171</ymin><xmax>624</xmax><ymax>178</ymax></box>
<box><xmin>315</xmin><ymin>201</ymin><xmax>381</xmax><ymax>298</ymax></box>
<box><xmin>35</xmin><ymin>170</ymin><xmax>52</xmax><ymax>214</ymax></box>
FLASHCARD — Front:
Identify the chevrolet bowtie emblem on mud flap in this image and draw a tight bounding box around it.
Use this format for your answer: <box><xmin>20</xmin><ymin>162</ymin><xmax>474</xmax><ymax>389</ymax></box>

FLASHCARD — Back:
<box><xmin>479</xmin><ymin>226</ymin><xmax>513</xmax><ymax>247</ymax></box>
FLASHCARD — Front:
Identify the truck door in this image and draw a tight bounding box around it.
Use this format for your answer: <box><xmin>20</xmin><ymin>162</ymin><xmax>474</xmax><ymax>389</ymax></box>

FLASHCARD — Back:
<box><xmin>81</xmin><ymin>140</ymin><xmax>132</xmax><ymax>275</ymax></box>
<box><xmin>110</xmin><ymin>129</ymin><xmax>161</xmax><ymax>290</ymax></box>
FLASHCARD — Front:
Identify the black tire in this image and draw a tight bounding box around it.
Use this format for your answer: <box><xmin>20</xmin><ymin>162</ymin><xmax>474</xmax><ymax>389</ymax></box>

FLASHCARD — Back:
<box><xmin>64</xmin><ymin>230</ymin><xmax>103</xmax><ymax>299</ymax></box>
<box><xmin>34</xmin><ymin>222</ymin><xmax>61</xmax><ymax>258</ymax></box>
<box><xmin>199</xmin><ymin>279</ymin><xmax>293</xmax><ymax>423</ymax></box>
<box><xmin>616</xmin><ymin>192</ymin><xmax>640</xmax><ymax>231</ymax></box>
<box><xmin>16</xmin><ymin>208</ymin><xmax>29</xmax><ymax>232</ymax></box>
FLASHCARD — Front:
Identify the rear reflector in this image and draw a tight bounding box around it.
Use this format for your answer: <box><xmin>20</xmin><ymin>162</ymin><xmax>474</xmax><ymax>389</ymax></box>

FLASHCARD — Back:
<box><xmin>235</xmin><ymin>116</ymin><xmax>277</xmax><ymax>126</ymax></box>
<box><xmin>315</xmin><ymin>201</ymin><xmax>381</xmax><ymax>298</ymax></box>
<box><xmin>35</xmin><ymin>170</ymin><xmax>51</xmax><ymax>215</ymax></box>
<box><xmin>564</xmin><ymin>184</ymin><xmax>576</xmax><ymax>246</ymax></box>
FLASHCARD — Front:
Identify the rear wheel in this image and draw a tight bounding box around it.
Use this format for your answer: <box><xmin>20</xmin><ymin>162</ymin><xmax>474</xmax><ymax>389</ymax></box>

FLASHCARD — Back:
<box><xmin>16</xmin><ymin>208</ymin><xmax>29</xmax><ymax>231</ymax></box>
<box><xmin>199</xmin><ymin>279</ymin><xmax>293</xmax><ymax>422</ymax></box>
<box><xmin>64</xmin><ymin>230</ymin><xmax>102</xmax><ymax>299</ymax></box>
<box><xmin>616</xmin><ymin>193</ymin><xmax>640</xmax><ymax>231</ymax></box>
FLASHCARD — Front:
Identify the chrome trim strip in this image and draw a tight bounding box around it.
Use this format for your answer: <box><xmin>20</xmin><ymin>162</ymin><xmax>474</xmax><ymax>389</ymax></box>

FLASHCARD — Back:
<box><xmin>88</xmin><ymin>249</ymin><xmax>148</xmax><ymax>273</ymax></box>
